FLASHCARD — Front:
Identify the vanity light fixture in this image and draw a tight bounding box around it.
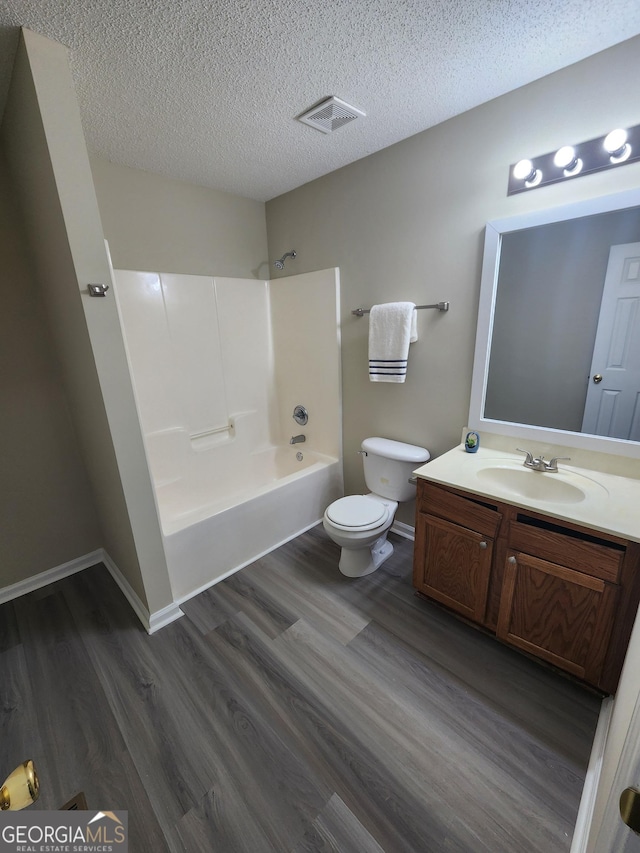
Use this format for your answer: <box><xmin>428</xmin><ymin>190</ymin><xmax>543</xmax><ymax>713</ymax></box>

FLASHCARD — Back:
<box><xmin>508</xmin><ymin>121</ymin><xmax>640</xmax><ymax>194</ymax></box>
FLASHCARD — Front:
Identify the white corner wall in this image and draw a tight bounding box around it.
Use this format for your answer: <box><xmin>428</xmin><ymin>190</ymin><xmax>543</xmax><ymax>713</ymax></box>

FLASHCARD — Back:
<box><xmin>1</xmin><ymin>28</ymin><xmax>174</xmax><ymax>618</ymax></box>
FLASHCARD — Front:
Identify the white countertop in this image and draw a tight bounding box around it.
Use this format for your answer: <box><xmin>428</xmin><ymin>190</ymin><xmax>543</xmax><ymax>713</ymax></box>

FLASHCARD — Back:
<box><xmin>414</xmin><ymin>444</ymin><xmax>640</xmax><ymax>544</ymax></box>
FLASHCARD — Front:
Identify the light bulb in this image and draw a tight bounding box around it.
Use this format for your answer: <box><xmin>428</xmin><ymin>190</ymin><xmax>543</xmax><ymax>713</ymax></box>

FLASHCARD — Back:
<box><xmin>554</xmin><ymin>146</ymin><xmax>582</xmax><ymax>176</ymax></box>
<box><xmin>604</xmin><ymin>128</ymin><xmax>631</xmax><ymax>162</ymax></box>
<box><xmin>513</xmin><ymin>159</ymin><xmax>535</xmax><ymax>181</ymax></box>
<box><xmin>513</xmin><ymin>159</ymin><xmax>541</xmax><ymax>187</ymax></box>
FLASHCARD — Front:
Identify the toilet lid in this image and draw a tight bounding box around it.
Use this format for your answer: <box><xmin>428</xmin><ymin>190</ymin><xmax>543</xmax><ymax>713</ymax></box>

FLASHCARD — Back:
<box><xmin>326</xmin><ymin>495</ymin><xmax>387</xmax><ymax>528</ymax></box>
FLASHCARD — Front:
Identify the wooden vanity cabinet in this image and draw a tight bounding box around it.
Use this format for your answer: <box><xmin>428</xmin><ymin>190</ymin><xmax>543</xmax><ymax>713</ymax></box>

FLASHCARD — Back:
<box><xmin>413</xmin><ymin>479</ymin><xmax>640</xmax><ymax>693</ymax></box>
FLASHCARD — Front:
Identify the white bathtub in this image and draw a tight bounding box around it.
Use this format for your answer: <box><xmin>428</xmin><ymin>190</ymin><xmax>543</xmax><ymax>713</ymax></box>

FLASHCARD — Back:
<box><xmin>156</xmin><ymin>442</ymin><xmax>344</xmax><ymax>602</ymax></box>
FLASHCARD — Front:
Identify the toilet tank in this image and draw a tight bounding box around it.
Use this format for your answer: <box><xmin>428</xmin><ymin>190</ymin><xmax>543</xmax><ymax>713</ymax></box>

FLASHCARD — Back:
<box><xmin>361</xmin><ymin>437</ymin><xmax>430</xmax><ymax>502</ymax></box>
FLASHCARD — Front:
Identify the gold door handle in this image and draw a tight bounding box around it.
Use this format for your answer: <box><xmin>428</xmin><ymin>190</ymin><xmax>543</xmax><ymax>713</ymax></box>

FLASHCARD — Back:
<box><xmin>593</xmin><ymin>374</ymin><xmax>603</xmax><ymax>383</ymax></box>
<box><xmin>620</xmin><ymin>787</ymin><xmax>640</xmax><ymax>834</ymax></box>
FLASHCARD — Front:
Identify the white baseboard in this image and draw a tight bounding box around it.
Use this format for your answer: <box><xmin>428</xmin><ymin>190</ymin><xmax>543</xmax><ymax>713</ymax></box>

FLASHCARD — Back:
<box><xmin>100</xmin><ymin>549</ymin><xmax>183</xmax><ymax>634</ymax></box>
<box><xmin>0</xmin><ymin>548</ymin><xmax>183</xmax><ymax>636</ymax></box>
<box><xmin>391</xmin><ymin>520</ymin><xmax>416</xmax><ymax>541</ymax></box>
<box><xmin>0</xmin><ymin>550</ymin><xmax>104</xmax><ymax>606</ymax></box>
<box><xmin>570</xmin><ymin>695</ymin><xmax>614</xmax><ymax>853</ymax></box>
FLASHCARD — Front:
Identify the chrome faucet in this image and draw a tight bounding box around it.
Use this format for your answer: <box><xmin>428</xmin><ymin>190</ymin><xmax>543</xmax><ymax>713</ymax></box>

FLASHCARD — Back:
<box><xmin>290</xmin><ymin>434</ymin><xmax>306</xmax><ymax>445</ymax></box>
<box><xmin>516</xmin><ymin>448</ymin><xmax>570</xmax><ymax>472</ymax></box>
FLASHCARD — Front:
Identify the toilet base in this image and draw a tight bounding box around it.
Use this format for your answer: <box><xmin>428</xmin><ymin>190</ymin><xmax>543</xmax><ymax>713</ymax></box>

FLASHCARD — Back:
<box><xmin>338</xmin><ymin>535</ymin><xmax>394</xmax><ymax>578</ymax></box>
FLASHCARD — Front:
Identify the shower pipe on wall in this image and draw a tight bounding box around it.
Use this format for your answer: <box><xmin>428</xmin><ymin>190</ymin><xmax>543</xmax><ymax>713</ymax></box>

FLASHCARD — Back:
<box><xmin>274</xmin><ymin>250</ymin><xmax>297</xmax><ymax>269</ymax></box>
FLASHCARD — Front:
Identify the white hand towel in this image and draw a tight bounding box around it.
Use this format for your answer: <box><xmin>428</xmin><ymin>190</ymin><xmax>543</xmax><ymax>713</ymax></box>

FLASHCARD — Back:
<box><xmin>368</xmin><ymin>302</ymin><xmax>417</xmax><ymax>383</ymax></box>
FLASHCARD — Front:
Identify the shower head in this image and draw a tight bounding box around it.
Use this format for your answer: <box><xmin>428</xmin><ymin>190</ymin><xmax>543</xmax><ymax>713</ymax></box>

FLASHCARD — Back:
<box><xmin>274</xmin><ymin>250</ymin><xmax>297</xmax><ymax>270</ymax></box>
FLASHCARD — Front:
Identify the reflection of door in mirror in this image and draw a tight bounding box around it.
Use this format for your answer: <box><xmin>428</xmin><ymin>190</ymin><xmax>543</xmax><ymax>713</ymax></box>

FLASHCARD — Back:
<box><xmin>582</xmin><ymin>243</ymin><xmax>640</xmax><ymax>440</ymax></box>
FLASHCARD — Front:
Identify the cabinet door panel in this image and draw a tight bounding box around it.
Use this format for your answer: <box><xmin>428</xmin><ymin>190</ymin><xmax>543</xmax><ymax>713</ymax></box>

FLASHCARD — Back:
<box><xmin>497</xmin><ymin>551</ymin><xmax>618</xmax><ymax>686</ymax></box>
<box><xmin>414</xmin><ymin>514</ymin><xmax>493</xmax><ymax>623</ymax></box>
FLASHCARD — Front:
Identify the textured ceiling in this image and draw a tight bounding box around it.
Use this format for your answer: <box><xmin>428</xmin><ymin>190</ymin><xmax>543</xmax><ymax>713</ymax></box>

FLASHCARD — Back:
<box><xmin>1</xmin><ymin>1</ymin><xmax>640</xmax><ymax>201</ymax></box>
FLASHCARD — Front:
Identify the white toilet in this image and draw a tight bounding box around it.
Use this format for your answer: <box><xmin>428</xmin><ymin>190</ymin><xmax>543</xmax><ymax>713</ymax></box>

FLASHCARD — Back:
<box><xmin>323</xmin><ymin>437</ymin><xmax>430</xmax><ymax>577</ymax></box>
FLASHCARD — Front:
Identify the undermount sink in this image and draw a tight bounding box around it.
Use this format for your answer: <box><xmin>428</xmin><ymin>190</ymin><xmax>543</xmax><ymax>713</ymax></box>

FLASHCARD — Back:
<box><xmin>476</xmin><ymin>464</ymin><xmax>607</xmax><ymax>505</ymax></box>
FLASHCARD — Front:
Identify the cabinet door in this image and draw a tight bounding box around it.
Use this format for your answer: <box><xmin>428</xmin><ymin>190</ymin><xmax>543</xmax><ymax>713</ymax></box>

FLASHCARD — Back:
<box><xmin>497</xmin><ymin>551</ymin><xmax>618</xmax><ymax>687</ymax></box>
<box><xmin>414</xmin><ymin>513</ymin><xmax>493</xmax><ymax>623</ymax></box>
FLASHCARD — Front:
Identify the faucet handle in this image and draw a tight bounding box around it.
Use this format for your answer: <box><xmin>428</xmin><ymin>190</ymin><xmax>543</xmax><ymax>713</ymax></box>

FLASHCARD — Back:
<box><xmin>547</xmin><ymin>456</ymin><xmax>571</xmax><ymax>471</ymax></box>
<box><xmin>516</xmin><ymin>448</ymin><xmax>534</xmax><ymax>465</ymax></box>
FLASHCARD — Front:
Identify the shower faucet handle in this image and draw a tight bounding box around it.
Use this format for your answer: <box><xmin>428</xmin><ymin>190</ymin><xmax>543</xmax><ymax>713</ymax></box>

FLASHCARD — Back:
<box><xmin>292</xmin><ymin>405</ymin><xmax>308</xmax><ymax>425</ymax></box>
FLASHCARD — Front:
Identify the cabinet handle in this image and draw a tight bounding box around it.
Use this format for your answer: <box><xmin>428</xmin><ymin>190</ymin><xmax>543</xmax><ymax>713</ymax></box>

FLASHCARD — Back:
<box><xmin>479</xmin><ymin>541</ymin><xmax>487</xmax><ymax>549</ymax></box>
<box><xmin>507</xmin><ymin>556</ymin><xmax>517</xmax><ymax>565</ymax></box>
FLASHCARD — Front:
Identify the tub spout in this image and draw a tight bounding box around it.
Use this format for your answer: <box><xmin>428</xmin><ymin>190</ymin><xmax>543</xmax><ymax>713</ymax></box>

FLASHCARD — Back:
<box><xmin>290</xmin><ymin>434</ymin><xmax>306</xmax><ymax>445</ymax></box>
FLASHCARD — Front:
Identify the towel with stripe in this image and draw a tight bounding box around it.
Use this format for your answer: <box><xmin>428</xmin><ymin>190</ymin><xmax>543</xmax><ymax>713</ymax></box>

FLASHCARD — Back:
<box><xmin>368</xmin><ymin>301</ymin><xmax>417</xmax><ymax>383</ymax></box>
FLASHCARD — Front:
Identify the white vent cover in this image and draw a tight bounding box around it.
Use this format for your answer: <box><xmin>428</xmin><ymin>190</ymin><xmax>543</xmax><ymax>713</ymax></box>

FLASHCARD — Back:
<box><xmin>297</xmin><ymin>96</ymin><xmax>366</xmax><ymax>134</ymax></box>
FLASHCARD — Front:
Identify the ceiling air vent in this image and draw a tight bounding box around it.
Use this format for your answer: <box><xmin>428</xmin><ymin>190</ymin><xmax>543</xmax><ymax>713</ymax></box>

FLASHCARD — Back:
<box><xmin>297</xmin><ymin>96</ymin><xmax>365</xmax><ymax>134</ymax></box>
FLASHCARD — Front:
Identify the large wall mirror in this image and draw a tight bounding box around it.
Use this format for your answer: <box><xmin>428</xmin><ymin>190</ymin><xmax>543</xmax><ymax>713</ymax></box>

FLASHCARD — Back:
<box><xmin>469</xmin><ymin>186</ymin><xmax>640</xmax><ymax>459</ymax></box>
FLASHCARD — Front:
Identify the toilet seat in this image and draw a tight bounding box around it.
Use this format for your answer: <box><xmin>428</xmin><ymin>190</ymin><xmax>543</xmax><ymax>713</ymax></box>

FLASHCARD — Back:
<box><xmin>325</xmin><ymin>495</ymin><xmax>389</xmax><ymax>531</ymax></box>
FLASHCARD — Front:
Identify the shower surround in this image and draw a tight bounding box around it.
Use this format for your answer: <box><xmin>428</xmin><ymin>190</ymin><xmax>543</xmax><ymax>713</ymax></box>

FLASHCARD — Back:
<box><xmin>113</xmin><ymin>267</ymin><xmax>343</xmax><ymax>602</ymax></box>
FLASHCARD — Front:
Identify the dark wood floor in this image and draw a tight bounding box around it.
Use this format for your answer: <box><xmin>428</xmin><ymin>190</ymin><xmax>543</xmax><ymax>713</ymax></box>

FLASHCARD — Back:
<box><xmin>1</xmin><ymin>526</ymin><xmax>600</xmax><ymax>852</ymax></box>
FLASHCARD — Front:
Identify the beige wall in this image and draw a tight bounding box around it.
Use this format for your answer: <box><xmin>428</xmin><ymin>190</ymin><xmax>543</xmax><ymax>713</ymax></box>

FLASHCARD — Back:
<box><xmin>266</xmin><ymin>34</ymin><xmax>640</xmax><ymax>528</ymax></box>
<box><xmin>90</xmin><ymin>156</ymin><xmax>268</xmax><ymax>279</ymax></box>
<box><xmin>1</xmin><ymin>29</ymin><xmax>174</xmax><ymax>614</ymax></box>
<box><xmin>0</xmin><ymin>151</ymin><xmax>101</xmax><ymax>586</ymax></box>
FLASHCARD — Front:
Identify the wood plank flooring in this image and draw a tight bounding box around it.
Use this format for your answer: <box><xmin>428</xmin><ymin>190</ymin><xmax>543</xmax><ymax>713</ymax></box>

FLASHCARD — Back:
<box><xmin>0</xmin><ymin>526</ymin><xmax>601</xmax><ymax>851</ymax></box>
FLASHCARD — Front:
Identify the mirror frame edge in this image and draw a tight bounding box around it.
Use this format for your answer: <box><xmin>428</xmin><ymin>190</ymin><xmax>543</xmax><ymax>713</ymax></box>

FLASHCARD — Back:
<box><xmin>468</xmin><ymin>186</ymin><xmax>640</xmax><ymax>460</ymax></box>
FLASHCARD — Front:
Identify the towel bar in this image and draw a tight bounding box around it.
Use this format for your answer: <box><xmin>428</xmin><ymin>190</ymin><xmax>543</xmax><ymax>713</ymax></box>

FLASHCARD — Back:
<box><xmin>352</xmin><ymin>301</ymin><xmax>449</xmax><ymax>317</ymax></box>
